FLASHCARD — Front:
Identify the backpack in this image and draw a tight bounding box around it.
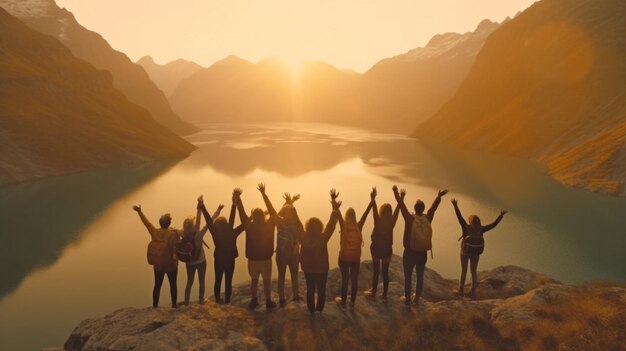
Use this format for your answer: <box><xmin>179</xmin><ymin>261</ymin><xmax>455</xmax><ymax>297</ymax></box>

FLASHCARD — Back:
<box><xmin>461</xmin><ymin>235</ymin><xmax>484</xmax><ymax>255</ymax></box>
<box><xmin>410</xmin><ymin>214</ymin><xmax>433</xmax><ymax>252</ymax></box>
<box><xmin>177</xmin><ymin>231</ymin><xmax>200</xmax><ymax>263</ymax></box>
<box><xmin>276</xmin><ymin>222</ymin><xmax>297</xmax><ymax>259</ymax></box>
<box><xmin>147</xmin><ymin>232</ymin><xmax>174</xmax><ymax>267</ymax></box>
<box><xmin>340</xmin><ymin>224</ymin><xmax>362</xmax><ymax>261</ymax></box>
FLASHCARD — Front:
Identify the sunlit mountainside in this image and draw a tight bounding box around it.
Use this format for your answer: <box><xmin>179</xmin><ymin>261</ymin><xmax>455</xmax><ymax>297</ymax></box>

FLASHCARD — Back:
<box><xmin>0</xmin><ymin>0</ymin><xmax>198</xmax><ymax>135</ymax></box>
<box><xmin>415</xmin><ymin>0</ymin><xmax>626</xmax><ymax>195</ymax></box>
<box><xmin>136</xmin><ymin>56</ymin><xmax>202</xmax><ymax>98</ymax></box>
<box><xmin>0</xmin><ymin>8</ymin><xmax>195</xmax><ymax>183</ymax></box>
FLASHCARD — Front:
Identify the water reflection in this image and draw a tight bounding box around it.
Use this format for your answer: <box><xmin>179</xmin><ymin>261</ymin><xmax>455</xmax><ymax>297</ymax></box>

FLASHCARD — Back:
<box><xmin>0</xmin><ymin>161</ymin><xmax>177</xmax><ymax>299</ymax></box>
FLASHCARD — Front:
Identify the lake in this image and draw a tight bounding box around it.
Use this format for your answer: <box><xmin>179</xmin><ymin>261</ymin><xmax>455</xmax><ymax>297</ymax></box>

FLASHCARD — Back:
<box><xmin>1</xmin><ymin>123</ymin><xmax>625</xmax><ymax>350</ymax></box>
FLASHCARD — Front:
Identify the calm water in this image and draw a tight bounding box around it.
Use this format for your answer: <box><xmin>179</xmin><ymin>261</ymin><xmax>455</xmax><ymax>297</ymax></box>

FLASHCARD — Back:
<box><xmin>1</xmin><ymin>123</ymin><xmax>625</xmax><ymax>350</ymax></box>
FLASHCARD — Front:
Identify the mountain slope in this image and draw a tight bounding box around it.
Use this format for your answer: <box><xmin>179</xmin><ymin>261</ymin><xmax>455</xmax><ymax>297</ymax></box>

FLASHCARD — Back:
<box><xmin>168</xmin><ymin>19</ymin><xmax>499</xmax><ymax>131</ymax></box>
<box><xmin>0</xmin><ymin>8</ymin><xmax>195</xmax><ymax>184</ymax></box>
<box><xmin>415</xmin><ymin>0</ymin><xmax>626</xmax><ymax>195</ymax></box>
<box><xmin>360</xmin><ymin>19</ymin><xmax>502</xmax><ymax>130</ymax></box>
<box><xmin>0</xmin><ymin>0</ymin><xmax>198</xmax><ymax>135</ymax></box>
<box><xmin>136</xmin><ymin>56</ymin><xmax>202</xmax><ymax>98</ymax></box>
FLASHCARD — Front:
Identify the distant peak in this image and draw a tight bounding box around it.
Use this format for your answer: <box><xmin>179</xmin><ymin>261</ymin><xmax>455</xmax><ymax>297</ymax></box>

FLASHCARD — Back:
<box><xmin>0</xmin><ymin>0</ymin><xmax>57</xmax><ymax>18</ymax></box>
<box><xmin>476</xmin><ymin>19</ymin><xmax>497</xmax><ymax>30</ymax></box>
<box><xmin>137</xmin><ymin>55</ymin><xmax>155</xmax><ymax>65</ymax></box>
<box><xmin>426</xmin><ymin>32</ymin><xmax>462</xmax><ymax>47</ymax></box>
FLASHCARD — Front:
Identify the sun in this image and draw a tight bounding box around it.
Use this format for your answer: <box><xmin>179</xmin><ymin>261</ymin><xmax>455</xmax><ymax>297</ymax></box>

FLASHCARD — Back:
<box><xmin>280</xmin><ymin>55</ymin><xmax>305</xmax><ymax>77</ymax></box>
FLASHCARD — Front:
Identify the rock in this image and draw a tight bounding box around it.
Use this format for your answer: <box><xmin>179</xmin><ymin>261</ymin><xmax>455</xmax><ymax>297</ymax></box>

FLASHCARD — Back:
<box><xmin>56</xmin><ymin>256</ymin><xmax>625</xmax><ymax>351</ymax></box>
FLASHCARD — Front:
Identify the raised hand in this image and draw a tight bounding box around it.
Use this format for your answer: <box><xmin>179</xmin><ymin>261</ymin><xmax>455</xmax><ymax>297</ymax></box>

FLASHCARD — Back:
<box><xmin>218</xmin><ymin>204</ymin><xmax>225</xmax><ymax>211</ymax></box>
<box><xmin>400</xmin><ymin>188</ymin><xmax>406</xmax><ymax>199</ymax></box>
<box><xmin>257</xmin><ymin>183</ymin><xmax>266</xmax><ymax>194</ymax></box>
<box><xmin>438</xmin><ymin>189</ymin><xmax>449</xmax><ymax>197</ymax></box>
<box><xmin>283</xmin><ymin>192</ymin><xmax>292</xmax><ymax>204</ymax></box>
<box><xmin>451</xmin><ymin>198</ymin><xmax>458</xmax><ymax>206</ymax></box>
<box><xmin>132</xmin><ymin>205</ymin><xmax>141</xmax><ymax>212</ymax></box>
<box><xmin>233</xmin><ymin>188</ymin><xmax>243</xmax><ymax>198</ymax></box>
<box><xmin>331</xmin><ymin>199</ymin><xmax>342</xmax><ymax>211</ymax></box>
<box><xmin>292</xmin><ymin>194</ymin><xmax>301</xmax><ymax>203</ymax></box>
<box><xmin>500</xmin><ymin>210</ymin><xmax>508</xmax><ymax>216</ymax></box>
<box><xmin>370</xmin><ymin>187</ymin><xmax>377</xmax><ymax>200</ymax></box>
<box><xmin>330</xmin><ymin>189</ymin><xmax>339</xmax><ymax>201</ymax></box>
<box><xmin>197</xmin><ymin>195</ymin><xmax>204</xmax><ymax>204</ymax></box>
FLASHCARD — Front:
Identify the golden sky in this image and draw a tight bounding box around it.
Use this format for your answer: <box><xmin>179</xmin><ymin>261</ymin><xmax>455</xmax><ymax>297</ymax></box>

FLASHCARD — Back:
<box><xmin>56</xmin><ymin>0</ymin><xmax>537</xmax><ymax>72</ymax></box>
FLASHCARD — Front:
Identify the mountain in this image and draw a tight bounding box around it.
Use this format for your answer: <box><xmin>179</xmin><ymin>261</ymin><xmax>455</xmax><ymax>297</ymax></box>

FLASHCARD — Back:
<box><xmin>136</xmin><ymin>56</ymin><xmax>202</xmax><ymax>98</ymax></box>
<box><xmin>168</xmin><ymin>19</ymin><xmax>499</xmax><ymax>131</ymax></box>
<box><xmin>0</xmin><ymin>0</ymin><xmax>198</xmax><ymax>135</ymax></box>
<box><xmin>415</xmin><ymin>0</ymin><xmax>626</xmax><ymax>195</ymax></box>
<box><xmin>0</xmin><ymin>8</ymin><xmax>195</xmax><ymax>184</ymax></box>
<box><xmin>360</xmin><ymin>19</ymin><xmax>502</xmax><ymax>130</ymax></box>
<box><xmin>54</xmin><ymin>258</ymin><xmax>624</xmax><ymax>351</ymax></box>
<box><xmin>169</xmin><ymin>56</ymin><xmax>363</xmax><ymax>125</ymax></box>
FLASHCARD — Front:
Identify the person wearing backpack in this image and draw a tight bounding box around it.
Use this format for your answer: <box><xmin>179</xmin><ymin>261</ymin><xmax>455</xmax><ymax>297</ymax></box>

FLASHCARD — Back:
<box><xmin>300</xmin><ymin>191</ymin><xmax>341</xmax><ymax>314</ymax></box>
<box><xmin>199</xmin><ymin>193</ymin><xmax>244</xmax><ymax>304</ymax></box>
<box><xmin>393</xmin><ymin>186</ymin><xmax>448</xmax><ymax>306</ymax></box>
<box><xmin>258</xmin><ymin>183</ymin><xmax>304</xmax><ymax>307</ymax></box>
<box><xmin>179</xmin><ymin>197</ymin><xmax>223</xmax><ymax>306</ymax></box>
<box><xmin>132</xmin><ymin>205</ymin><xmax>180</xmax><ymax>308</ymax></box>
<box><xmin>451</xmin><ymin>198</ymin><xmax>507</xmax><ymax>298</ymax></box>
<box><xmin>364</xmin><ymin>187</ymin><xmax>401</xmax><ymax>301</ymax></box>
<box><xmin>332</xmin><ymin>189</ymin><xmax>373</xmax><ymax>309</ymax></box>
<box><xmin>233</xmin><ymin>187</ymin><xmax>278</xmax><ymax>310</ymax></box>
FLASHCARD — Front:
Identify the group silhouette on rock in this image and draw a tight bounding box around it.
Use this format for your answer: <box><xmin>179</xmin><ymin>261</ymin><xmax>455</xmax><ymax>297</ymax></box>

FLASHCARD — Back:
<box><xmin>133</xmin><ymin>184</ymin><xmax>507</xmax><ymax>312</ymax></box>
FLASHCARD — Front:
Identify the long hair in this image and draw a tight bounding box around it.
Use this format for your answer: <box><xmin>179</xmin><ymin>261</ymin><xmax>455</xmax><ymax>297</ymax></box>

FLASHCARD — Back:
<box><xmin>182</xmin><ymin>216</ymin><xmax>195</xmax><ymax>237</ymax></box>
<box><xmin>378</xmin><ymin>203</ymin><xmax>393</xmax><ymax>228</ymax></box>
<box><xmin>344</xmin><ymin>208</ymin><xmax>357</xmax><ymax>226</ymax></box>
<box><xmin>468</xmin><ymin>215</ymin><xmax>482</xmax><ymax>234</ymax></box>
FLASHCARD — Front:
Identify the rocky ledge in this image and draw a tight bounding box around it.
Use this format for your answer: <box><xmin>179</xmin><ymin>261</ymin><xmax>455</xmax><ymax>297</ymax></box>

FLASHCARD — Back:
<box><xmin>54</xmin><ymin>256</ymin><xmax>625</xmax><ymax>351</ymax></box>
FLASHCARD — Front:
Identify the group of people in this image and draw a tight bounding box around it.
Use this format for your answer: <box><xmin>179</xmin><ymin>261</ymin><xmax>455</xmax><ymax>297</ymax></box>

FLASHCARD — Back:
<box><xmin>133</xmin><ymin>184</ymin><xmax>507</xmax><ymax>313</ymax></box>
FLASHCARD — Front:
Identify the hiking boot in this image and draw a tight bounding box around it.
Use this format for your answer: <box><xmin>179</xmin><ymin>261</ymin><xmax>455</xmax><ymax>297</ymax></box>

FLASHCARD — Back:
<box><xmin>382</xmin><ymin>292</ymin><xmax>388</xmax><ymax>302</ymax></box>
<box><xmin>468</xmin><ymin>290</ymin><xmax>477</xmax><ymax>299</ymax></box>
<box><xmin>335</xmin><ymin>297</ymin><xmax>347</xmax><ymax>309</ymax></box>
<box><xmin>199</xmin><ymin>298</ymin><xmax>206</xmax><ymax>305</ymax></box>
<box><xmin>182</xmin><ymin>300</ymin><xmax>190</xmax><ymax>306</ymax></box>
<box><xmin>279</xmin><ymin>298</ymin><xmax>287</xmax><ymax>307</ymax></box>
<box><xmin>456</xmin><ymin>289</ymin><xmax>465</xmax><ymax>298</ymax></box>
<box><xmin>400</xmin><ymin>295</ymin><xmax>411</xmax><ymax>306</ymax></box>
<box><xmin>215</xmin><ymin>297</ymin><xmax>224</xmax><ymax>304</ymax></box>
<box><xmin>349</xmin><ymin>300</ymin><xmax>355</xmax><ymax>309</ymax></box>
<box><xmin>411</xmin><ymin>296</ymin><xmax>420</xmax><ymax>305</ymax></box>
<box><xmin>266</xmin><ymin>300</ymin><xmax>277</xmax><ymax>309</ymax></box>
<box><xmin>248</xmin><ymin>298</ymin><xmax>259</xmax><ymax>310</ymax></box>
<box><xmin>172</xmin><ymin>303</ymin><xmax>179</xmax><ymax>309</ymax></box>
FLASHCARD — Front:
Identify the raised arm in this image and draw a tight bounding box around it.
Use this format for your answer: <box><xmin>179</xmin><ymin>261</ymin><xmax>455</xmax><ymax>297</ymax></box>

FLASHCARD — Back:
<box><xmin>451</xmin><ymin>198</ymin><xmax>468</xmax><ymax>234</ymax></box>
<box><xmin>370</xmin><ymin>187</ymin><xmax>380</xmax><ymax>226</ymax></box>
<box><xmin>482</xmin><ymin>210</ymin><xmax>507</xmax><ymax>233</ymax></box>
<box><xmin>199</xmin><ymin>201</ymin><xmax>215</xmax><ymax>233</ymax></box>
<box><xmin>323</xmin><ymin>200</ymin><xmax>341</xmax><ymax>242</ymax></box>
<box><xmin>330</xmin><ymin>189</ymin><xmax>344</xmax><ymax>230</ymax></box>
<box><xmin>358</xmin><ymin>200</ymin><xmax>373</xmax><ymax>232</ymax></box>
<box><xmin>195</xmin><ymin>197</ymin><xmax>202</xmax><ymax>232</ymax></box>
<box><xmin>426</xmin><ymin>189</ymin><xmax>448</xmax><ymax>222</ymax></box>
<box><xmin>232</xmin><ymin>188</ymin><xmax>249</xmax><ymax>228</ymax></box>
<box><xmin>228</xmin><ymin>196</ymin><xmax>237</xmax><ymax>228</ymax></box>
<box><xmin>212</xmin><ymin>204</ymin><xmax>224</xmax><ymax>221</ymax></box>
<box><xmin>258</xmin><ymin>183</ymin><xmax>282</xmax><ymax>223</ymax></box>
<box><xmin>393</xmin><ymin>185</ymin><xmax>411</xmax><ymax>221</ymax></box>
<box><xmin>133</xmin><ymin>205</ymin><xmax>156</xmax><ymax>237</ymax></box>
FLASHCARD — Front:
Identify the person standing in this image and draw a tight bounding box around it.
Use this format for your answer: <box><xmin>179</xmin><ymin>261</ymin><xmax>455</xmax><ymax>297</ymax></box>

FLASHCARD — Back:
<box><xmin>300</xmin><ymin>191</ymin><xmax>340</xmax><ymax>314</ymax></box>
<box><xmin>333</xmin><ymin>189</ymin><xmax>373</xmax><ymax>309</ymax></box>
<box><xmin>452</xmin><ymin>198</ymin><xmax>507</xmax><ymax>298</ymax></box>
<box><xmin>393</xmin><ymin>186</ymin><xmax>448</xmax><ymax>306</ymax></box>
<box><xmin>233</xmin><ymin>188</ymin><xmax>278</xmax><ymax>310</ymax></box>
<box><xmin>132</xmin><ymin>205</ymin><xmax>180</xmax><ymax>308</ymax></box>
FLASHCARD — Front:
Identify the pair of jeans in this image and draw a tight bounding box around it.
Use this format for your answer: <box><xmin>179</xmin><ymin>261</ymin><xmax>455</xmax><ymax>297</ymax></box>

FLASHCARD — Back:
<box><xmin>371</xmin><ymin>256</ymin><xmax>391</xmax><ymax>296</ymax></box>
<box><xmin>185</xmin><ymin>260</ymin><xmax>207</xmax><ymax>303</ymax></box>
<box><xmin>403</xmin><ymin>249</ymin><xmax>428</xmax><ymax>301</ymax></box>
<box><xmin>304</xmin><ymin>272</ymin><xmax>328</xmax><ymax>313</ymax></box>
<box><xmin>460</xmin><ymin>254</ymin><xmax>480</xmax><ymax>293</ymax></box>
<box><xmin>214</xmin><ymin>259</ymin><xmax>235</xmax><ymax>302</ymax></box>
<box><xmin>153</xmin><ymin>268</ymin><xmax>177</xmax><ymax>307</ymax></box>
<box><xmin>339</xmin><ymin>259</ymin><xmax>360</xmax><ymax>303</ymax></box>
<box><xmin>276</xmin><ymin>252</ymin><xmax>300</xmax><ymax>300</ymax></box>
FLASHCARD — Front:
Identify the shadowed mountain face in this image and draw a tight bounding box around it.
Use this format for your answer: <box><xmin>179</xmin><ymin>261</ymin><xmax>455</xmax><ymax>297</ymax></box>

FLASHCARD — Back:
<box><xmin>0</xmin><ymin>0</ymin><xmax>198</xmax><ymax>135</ymax></box>
<box><xmin>415</xmin><ymin>0</ymin><xmax>626</xmax><ymax>195</ymax></box>
<box><xmin>168</xmin><ymin>20</ymin><xmax>499</xmax><ymax>131</ymax></box>
<box><xmin>136</xmin><ymin>56</ymin><xmax>202</xmax><ymax>98</ymax></box>
<box><xmin>0</xmin><ymin>8</ymin><xmax>195</xmax><ymax>184</ymax></box>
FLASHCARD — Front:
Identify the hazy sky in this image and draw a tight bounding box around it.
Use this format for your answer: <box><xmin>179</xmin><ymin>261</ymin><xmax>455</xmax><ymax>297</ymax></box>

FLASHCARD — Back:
<box><xmin>56</xmin><ymin>0</ymin><xmax>537</xmax><ymax>72</ymax></box>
